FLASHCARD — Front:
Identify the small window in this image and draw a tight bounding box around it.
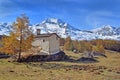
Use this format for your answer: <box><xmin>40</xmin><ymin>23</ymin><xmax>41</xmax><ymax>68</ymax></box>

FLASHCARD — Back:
<box><xmin>56</xmin><ymin>37</ymin><xmax>58</xmax><ymax>40</ymax></box>
<box><xmin>43</xmin><ymin>39</ymin><xmax>45</xmax><ymax>42</ymax></box>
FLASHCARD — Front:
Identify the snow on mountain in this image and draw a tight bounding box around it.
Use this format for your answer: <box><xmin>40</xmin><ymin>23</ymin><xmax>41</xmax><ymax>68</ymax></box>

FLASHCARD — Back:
<box><xmin>31</xmin><ymin>18</ymin><xmax>99</xmax><ymax>40</ymax></box>
<box><xmin>92</xmin><ymin>25</ymin><xmax>120</xmax><ymax>40</ymax></box>
<box><xmin>31</xmin><ymin>18</ymin><xmax>80</xmax><ymax>38</ymax></box>
<box><xmin>0</xmin><ymin>23</ymin><xmax>12</xmax><ymax>35</ymax></box>
<box><xmin>0</xmin><ymin>18</ymin><xmax>120</xmax><ymax>40</ymax></box>
<box><xmin>93</xmin><ymin>25</ymin><xmax>117</xmax><ymax>36</ymax></box>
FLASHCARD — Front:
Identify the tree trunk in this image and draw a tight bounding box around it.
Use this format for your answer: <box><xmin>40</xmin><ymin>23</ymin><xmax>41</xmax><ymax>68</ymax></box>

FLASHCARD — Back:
<box><xmin>17</xmin><ymin>28</ymin><xmax>22</xmax><ymax>62</ymax></box>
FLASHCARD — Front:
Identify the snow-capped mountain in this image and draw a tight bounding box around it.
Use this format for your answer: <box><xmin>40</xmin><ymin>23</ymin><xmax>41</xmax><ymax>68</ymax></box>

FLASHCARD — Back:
<box><xmin>31</xmin><ymin>18</ymin><xmax>78</xmax><ymax>38</ymax></box>
<box><xmin>0</xmin><ymin>23</ymin><xmax>12</xmax><ymax>35</ymax></box>
<box><xmin>0</xmin><ymin>18</ymin><xmax>120</xmax><ymax>40</ymax></box>
<box><xmin>93</xmin><ymin>25</ymin><xmax>120</xmax><ymax>40</ymax></box>
<box><xmin>93</xmin><ymin>25</ymin><xmax>120</xmax><ymax>36</ymax></box>
<box><xmin>31</xmin><ymin>18</ymin><xmax>99</xmax><ymax>40</ymax></box>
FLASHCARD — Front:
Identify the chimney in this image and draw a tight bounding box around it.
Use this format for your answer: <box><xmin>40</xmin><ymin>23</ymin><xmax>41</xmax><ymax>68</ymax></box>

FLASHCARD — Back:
<box><xmin>37</xmin><ymin>29</ymin><xmax>41</xmax><ymax>35</ymax></box>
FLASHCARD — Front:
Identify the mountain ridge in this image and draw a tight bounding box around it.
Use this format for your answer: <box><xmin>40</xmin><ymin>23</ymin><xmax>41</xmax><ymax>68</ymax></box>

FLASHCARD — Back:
<box><xmin>0</xmin><ymin>18</ymin><xmax>120</xmax><ymax>40</ymax></box>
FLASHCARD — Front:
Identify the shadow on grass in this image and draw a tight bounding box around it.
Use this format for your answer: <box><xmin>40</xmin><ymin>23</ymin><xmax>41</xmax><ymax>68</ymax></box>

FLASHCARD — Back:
<box><xmin>8</xmin><ymin>51</ymin><xmax>99</xmax><ymax>64</ymax></box>
<box><xmin>22</xmin><ymin>55</ymin><xmax>99</xmax><ymax>70</ymax></box>
<box><xmin>23</xmin><ymin>59</ymin><xmax>99</xmax><ymax>71</ymax></box>
<box><xmin>58</xmin><ymin>57</ymin><xmax>99</xmax><ymax>64</ymax></box>
<box><xmin>0</xmin><ymin>53</ymin><xmax>10</xmax><ymax>59</ymax></box>
<box><xmin>19</xmin><ymin>51</ymin><xmax>100</xmax><ymax>71</ymax></box>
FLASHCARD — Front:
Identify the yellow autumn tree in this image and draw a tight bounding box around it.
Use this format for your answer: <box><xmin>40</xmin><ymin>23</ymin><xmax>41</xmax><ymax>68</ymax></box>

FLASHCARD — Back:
<box><xmin>13</xmin><ymin>14</ymin><xmax>34</xmax><ymax>61</ymax></box>
<box><xmin>79</xmin><ymin>41</ymin><xmax>92</xmax><ymax>53</ymax></box>
<box><xmin>64</xmin><ymin>36</ymin><xmax>74</xmax><ymax>51</ymax></box>
<box><xmin>0</xmin><ymin>33</ymin><xmax>19</xmax><ymax>54</ymax></box>
<box><xmin>92</xmin><ymin>39</ymin><xmax>105</xmax><ymax>54</ymax></box>
<box><xmin>72</xmin><ymin>40</ymin><xmax>79</xmax><ymax>50</ymax></box>
<box><xmin>0</xmin><ymin>14</ymin><xmax>34</xmax><ymax>62</ymax></box>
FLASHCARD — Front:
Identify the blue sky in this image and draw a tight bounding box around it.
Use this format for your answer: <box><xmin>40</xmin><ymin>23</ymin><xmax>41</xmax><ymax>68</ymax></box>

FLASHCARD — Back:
<box><xmin>0</xmin><ymin>0</ymin><xmax>120</xmax><ymax>30</ymax></box>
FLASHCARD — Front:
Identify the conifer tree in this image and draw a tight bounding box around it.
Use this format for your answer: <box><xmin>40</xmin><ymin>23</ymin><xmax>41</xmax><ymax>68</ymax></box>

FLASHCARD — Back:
<box><xmin>13</xmin><ymin>14</ymin><xmax>34</xmax><ymax>61</ymax></box>
<box><xmin>0</xmin><ymin>14</ymin><xmax>34</xmax><ymax>62</ymax></box>
<box><xmin>64</xmin><ymin>36</ymin><xmax>74</xmax><ymax>51</ymax></box>
<box><xmin>73</xmin><ymin>40</ymin><xmax>78</xmax><ymax>50</ymax></box>
<box><xmin>92</xmin><ymin>39</ymin><xmax>105</xmax><ymax>54</ymax></box>
<box><xmin>0</xmin><ymin>33</ymin><xmax>19</xmax><ymax>54</ymax></box>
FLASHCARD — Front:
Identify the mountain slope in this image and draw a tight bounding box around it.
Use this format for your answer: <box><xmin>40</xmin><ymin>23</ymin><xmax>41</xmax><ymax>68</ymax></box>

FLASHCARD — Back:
<box><xmin>0</xmin><ymin>23</ymin><xmax>12</xmax><ymax>35</ymax></box>
<box><xmin>93</xmin><ymin>25</ymin><xmax>120</xmax><ymax>36</ymax></box>
<box><xmin>93</xmin><ymin>25</ymin><xmax>120</xmax><ymax>40</ymax></box>
<box><xmin>31</xmin><ymin>18</ymin><xmax>100</xmax><ymax>40</ymax></box>
<box><xmin>0</xmin><ymin>18</ymin><xmax>120</xmax><ymax>40</ymax></box>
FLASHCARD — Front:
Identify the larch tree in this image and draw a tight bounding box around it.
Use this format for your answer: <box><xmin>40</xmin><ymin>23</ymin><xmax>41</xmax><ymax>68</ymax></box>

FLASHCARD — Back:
<box><xmin>73</xmin><ymin>40</ymin><xmax>81</xmax><ymax>52</ymax></box>
<box><xmin>73</xmin><ymin>40</ymin><xmax>78</xmax><ymax>50</ymax></box>
<box><xmin>92</xmin><ymin>39</ymin><xmax>105</xmax><ymax>54</ymax></box>
<box><xmin>64</xmin><ymin>36</ymin><xmax>74</xmax><ymax>51</ymax></box>
<box><xmin>0</xmin><ymin>14</ymin><xmax>34</xmax><ymax>62</ymax></box>
<box><xmin>0</xmin><ymin>33</ymin><xmax>19</xmax><ymax>54</ymax></box>
<box><xmin>79</xmin><ymin>41</ymin><xmax>93</xmax><ymax>53</ymax></box>
<box><xmin>13</xmin><ymin>14</ymin><xmax>34</xmax><ymax>61</ymax></box>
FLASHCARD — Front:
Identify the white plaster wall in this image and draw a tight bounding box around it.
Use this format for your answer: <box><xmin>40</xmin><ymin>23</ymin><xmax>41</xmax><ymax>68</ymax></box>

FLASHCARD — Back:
<box><xmin>49</xmin><ymin>34</ymin><xmax>60</xmax><ymax>54</ymax></box>
<box><xmin>32</xmin><ymin>37</ymin><xmax>49</xmax><ymax>53</ymax></box>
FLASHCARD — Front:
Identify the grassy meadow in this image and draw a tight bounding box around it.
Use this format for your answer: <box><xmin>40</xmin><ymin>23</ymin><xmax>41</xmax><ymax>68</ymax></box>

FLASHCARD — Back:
<box><xmin>0</xmin><ymin>50</ymin><xmax>120</xmax><ymax>80</ymax></box>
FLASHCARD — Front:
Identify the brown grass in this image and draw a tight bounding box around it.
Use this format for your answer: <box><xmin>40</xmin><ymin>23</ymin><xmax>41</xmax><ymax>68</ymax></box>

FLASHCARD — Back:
<box><xmin>0</xmin><ymin>50</ymin><xmax>120</xmax><ymax>80</ymax></box>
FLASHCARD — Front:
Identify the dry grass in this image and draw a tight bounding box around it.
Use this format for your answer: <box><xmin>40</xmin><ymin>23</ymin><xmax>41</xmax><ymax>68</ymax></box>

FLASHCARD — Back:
<box><xmin>0</xmin><ymin>50</ymin><xmax>120</xmax><ymax>80</ymax></box>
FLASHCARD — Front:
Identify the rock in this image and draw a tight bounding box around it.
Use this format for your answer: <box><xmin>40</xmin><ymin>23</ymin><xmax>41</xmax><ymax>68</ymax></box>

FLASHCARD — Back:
<box><xmin>8</xmin><ymin>55</ymin><xmax>18</xmax><ymax>62</ymax></box>
<box><xmin>81</xmin><ymin>51</ymin><xmax>93</xmax><ymax>58</ymax></box>
<box><xmin>9</xmin><ymin>70</ymin><xmax>14</xmax><ymax>72</ymax></box>
<box><xmin>116</xmin><ymin>71</ymin><xmax>120</xmax><ymax>74</ymax></box>
<box><xmin>93</xmin><ymin>52</ymin><xmax>107</xmax><ymax>58</ymax></box>
<box><xmin>73</xmin><ymin>49</ymin><xmax>78</xmax><ymax>53</ymax></box>
<box><xmin>0</xmin><ymin>53</ymin><xmax>10</xmax><ymax>59</ymax></box>
<box><xmin>44</xmin><ymin>51</ymin><xmax>67</xmax><ymax>61</ymax></box>
<box><xmin>77</xmin><ymin>57</ymin><xmax>98</xmax><ymax>62</ymax></box>
<box><xmin>11</xmin><ymin>51</ymin><xmax>67</xmax><ymax>62</ymax></box>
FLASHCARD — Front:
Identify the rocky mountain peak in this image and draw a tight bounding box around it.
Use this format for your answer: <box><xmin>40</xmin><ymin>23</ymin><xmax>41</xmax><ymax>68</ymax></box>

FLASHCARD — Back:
<box><xmin>0</xmin><ymin>18</ymin><xmax>120</xmax><ymax>40</ymax></box>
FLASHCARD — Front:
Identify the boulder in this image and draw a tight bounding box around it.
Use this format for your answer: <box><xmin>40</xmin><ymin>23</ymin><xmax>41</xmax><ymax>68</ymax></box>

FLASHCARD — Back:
<box><xmin>0</xmin><ymin>53</ymin><xmax>10</xmax><ymax>59</ymax></box>
<box><xmin>8</xmin><ymin>55</ymin><xmax>18</xmax><ymax>62</ymax></box>
<box><xmin>93</xmin><ymin>52</ymin><xmax>107</xmax><ymax>58</ymax></box>
<box><xmin>9</xmin><ymin>51</ymin><xmax>67</xmax><ymax>62</ymax></box>
<box><xmin>77</xmin><ymin>57</ymin><xmax>98</xmax><ymax>62</ymax></box>
<box><xmin>43</xmin><ymin>51</ymin><xmax>67</xmax><ymax>61</ymax></box>
<box><xmin>81</xmin><ymin>51</ymin><xmax>93</xmax><ymax>58</ymax></box>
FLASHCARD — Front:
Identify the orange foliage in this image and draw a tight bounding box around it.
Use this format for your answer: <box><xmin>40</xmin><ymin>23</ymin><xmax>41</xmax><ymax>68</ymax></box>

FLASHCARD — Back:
<box><xmin>0</xmin><ymin>15</ymin><xmax>34</xmax><ymax>57</ymax></box>
<box><xmin>0</xmin><ymin>33</ymin><xmax>19</xmax><ymax>54</ymax></box>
